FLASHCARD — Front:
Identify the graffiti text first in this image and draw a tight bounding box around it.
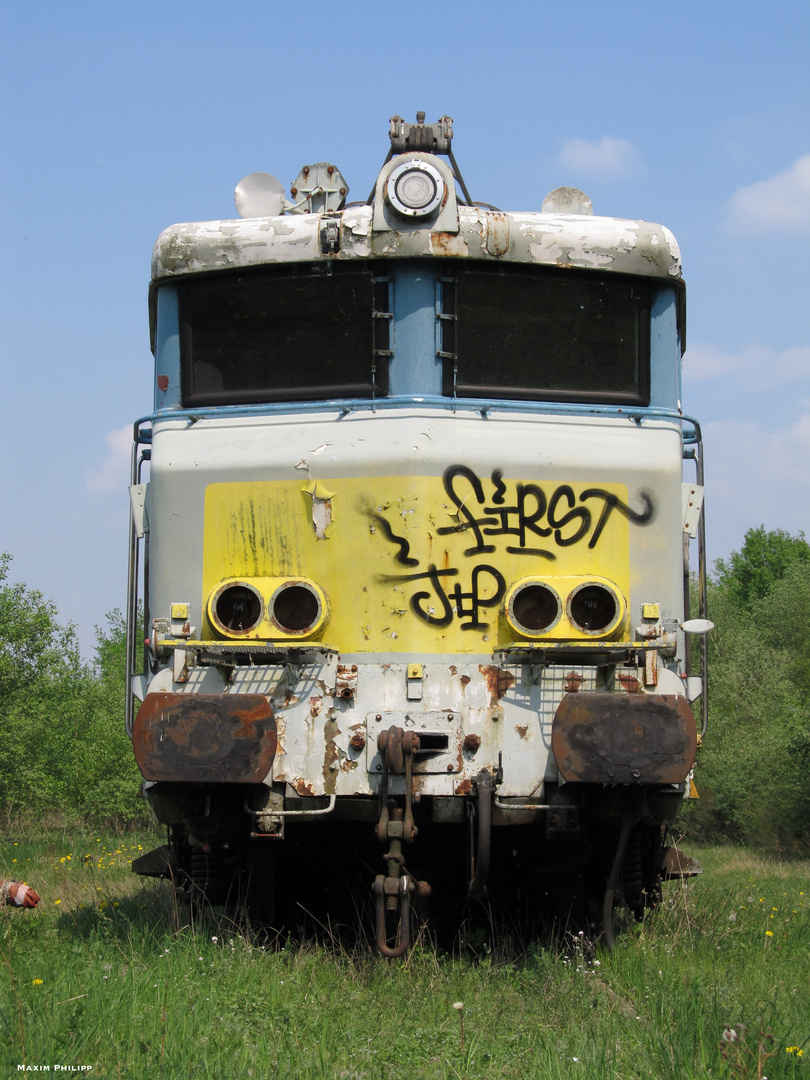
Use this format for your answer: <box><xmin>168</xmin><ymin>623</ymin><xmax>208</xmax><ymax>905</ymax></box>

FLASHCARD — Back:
<box><xmin>439</xmin><ymin>466</ymin><xmax>654</xmax><ymax>558</ymax></box>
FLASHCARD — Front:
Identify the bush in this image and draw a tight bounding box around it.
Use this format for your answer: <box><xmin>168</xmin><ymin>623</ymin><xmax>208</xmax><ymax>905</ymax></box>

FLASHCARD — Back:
<box><xmin>0</xmin><ymin>555</ymin><xmax>148</xmax><ymax>826</ymax></box>
<box><xmin>688</xmin><ymin>535</ymin><xmax>810</xmax><ymax>852</ymax></box>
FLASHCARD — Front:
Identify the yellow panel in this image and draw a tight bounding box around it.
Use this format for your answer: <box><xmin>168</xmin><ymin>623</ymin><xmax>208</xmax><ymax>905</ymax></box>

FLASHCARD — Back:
<box><xmin>202</xmin><ymin>473</ymin><xmax>633</xmax><ymax>654</ymax></box>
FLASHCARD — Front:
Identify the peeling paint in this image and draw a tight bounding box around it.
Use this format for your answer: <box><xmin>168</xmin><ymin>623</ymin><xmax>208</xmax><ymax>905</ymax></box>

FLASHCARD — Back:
<box><xmin>152</xmin><ymin>204</ymin><xmax>681</xmax><ymax>283</ymax></box>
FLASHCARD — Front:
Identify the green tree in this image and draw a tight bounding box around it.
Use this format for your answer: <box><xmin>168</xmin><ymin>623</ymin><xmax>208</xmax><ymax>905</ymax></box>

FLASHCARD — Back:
<box><xmin>0</xmin><ymin>552</ymin><xmax>73</xmax><ymax>705</ymax></box>
<box><xmin>714</xmin><ymin>525</ymin><xmax>810</xmax><ymax>609</ymax></box>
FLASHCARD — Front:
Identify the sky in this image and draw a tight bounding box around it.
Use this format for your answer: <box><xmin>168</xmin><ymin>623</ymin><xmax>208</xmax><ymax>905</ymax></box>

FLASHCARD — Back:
<box><xmin>2</xmin><ymin>0</ymin><xmax>809</xmax><ymax>656</ymax></box>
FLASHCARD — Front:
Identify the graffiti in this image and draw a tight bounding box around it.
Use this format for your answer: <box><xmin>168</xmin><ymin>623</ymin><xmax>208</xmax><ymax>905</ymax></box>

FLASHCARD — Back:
<box><xmin>370</xmin><ymin>512</ymin><xmax>419</xmax><ymax>566</ymax></box>
<box><xmin>438</xmin><ymin>466</ymin><xmax>654</xmax><ymax>557</ymax></box>
<box><xmin>381</xmin><ymin>563</ymin><xmax>505</xmax><ymax>629</ymax></box>
<box><xmin>374</xmin><ymin>466</ymin><xmax>655</xmax><ymax>631</ymax></box>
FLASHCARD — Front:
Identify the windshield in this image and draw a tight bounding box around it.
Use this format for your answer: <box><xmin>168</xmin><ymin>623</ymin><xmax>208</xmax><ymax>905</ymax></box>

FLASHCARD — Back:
<box><xmin>440</xmin><ymin>266</ymin><xmax>650</xmax><ymax>404</ymax></box>
<box><xmin>179</xmin><ymin>264</ymin><xmax>390</xmax><ymax>405</ymax></box>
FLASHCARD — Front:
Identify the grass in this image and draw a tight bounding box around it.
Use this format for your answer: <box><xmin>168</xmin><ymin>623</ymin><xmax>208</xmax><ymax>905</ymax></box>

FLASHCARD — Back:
<box><xmin>1</xmin><ymin>828</ymin><xmax>808</xmax><ymax>1079</ymax></box>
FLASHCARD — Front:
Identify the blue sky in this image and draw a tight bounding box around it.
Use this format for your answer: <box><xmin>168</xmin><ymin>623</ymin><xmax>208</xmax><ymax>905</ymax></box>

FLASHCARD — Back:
<box><xmin>2</xmin><ymin>1</ymin><xmax>809</xmax><ymax>654</ymax></box>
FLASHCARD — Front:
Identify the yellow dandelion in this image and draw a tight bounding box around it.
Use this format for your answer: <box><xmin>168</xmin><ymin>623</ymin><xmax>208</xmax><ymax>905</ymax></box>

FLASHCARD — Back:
<box><xmin>54</xmin><ymin>899</ymin><xmax>62</xmax><ymax>906</ymax></box>
<box><xmin>765</xmin><ymin>930</ymin><xmax>774</xmax><ymax>937</ymax></box>
<box><xmin>32</xmin><ymin>979</ymin><xmax>43</xmax><ymax>986</ymax></box>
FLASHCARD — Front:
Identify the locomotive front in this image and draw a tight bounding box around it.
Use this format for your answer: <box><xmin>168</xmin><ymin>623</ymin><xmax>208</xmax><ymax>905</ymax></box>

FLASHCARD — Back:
<box><xmin>127</xmin><ymin>114</ymin><xmax>708</xmax><ymax>951</ymax></box>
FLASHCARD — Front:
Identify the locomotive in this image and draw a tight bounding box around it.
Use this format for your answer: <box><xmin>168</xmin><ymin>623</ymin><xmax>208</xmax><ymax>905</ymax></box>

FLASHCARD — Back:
<box><xmin>127</xmin><ymin>114</ymin><xmax>709</xmax><ymax>953</ymax></box>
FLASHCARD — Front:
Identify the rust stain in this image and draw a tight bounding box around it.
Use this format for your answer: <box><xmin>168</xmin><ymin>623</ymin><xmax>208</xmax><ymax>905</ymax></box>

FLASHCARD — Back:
<box><xmin>460</xmin><ymin>674</ymin><xmax>471</xmax><ymax>687</ymax></box>
<box><xmin>449</xmin><ymin>665</ymin><xmax>458</xmax><ymax>675</ymax></box>
<box><xmin>617</xmin><ymin>673</ymin><xmax>642</xmax><ymax>693</ymax></box>
<box><xmin>310</xmin><ymin>696</ymin><xmax>323</xmax><ymax>719</ymax></box>
<box><xmin>479</xmin><ymin>665</ymin><xmax>515</xmax><ymax>702</ymax></box>
<box><xmin>274</xmin><ymin>715</ymin><xmax>286</xmax><ymax>756</ymax></box>
<box><xmin>293</xmin><ymin>778</ymin><xmax>315</xmax><ymax>796</ymax></box>
<box><xmin>515</xmin><ymin>724</ymin><xmax>528</xmax><ymax>739</ymax></box>
<box><xmin>322</xmin><ymin>718</ymin><xmax>341</xmax><ymax>793</ymax></box>
<box><xmin>430</xmin><ymin>232</ymin><xmax>469</xmax><ymax>257</ymax></box>
<box><xmin>455</xmin><ymin>778</ymin><xmax>473</xmax><ymax>795</ymax></box>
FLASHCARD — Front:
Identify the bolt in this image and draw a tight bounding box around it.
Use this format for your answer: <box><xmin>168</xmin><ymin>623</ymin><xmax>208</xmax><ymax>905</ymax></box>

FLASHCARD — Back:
<box><xmin>350</xmin><ymin>733</ymin><xmax>366</xmax><ymax>752</ymax></box>
<box><xmin>447</xmin><ymin>764</ymin><xmax>454</xmax><ymax>773</ymax></box>
<box><xmin>463</xmin><ymin>734</ymin><xmax>481</xmax><ymax>753</ymax></box>
<box><xmin>375</xmin><ymin>714</ymin><xmax>382</xmax><ymax>721</ymax></box>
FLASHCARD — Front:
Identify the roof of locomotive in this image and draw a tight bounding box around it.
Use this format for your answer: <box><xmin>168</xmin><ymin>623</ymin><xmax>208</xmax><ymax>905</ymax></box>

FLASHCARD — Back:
<box><xmin>151</xmin><ymin>122</ymin><xmax>682</xmax><ymax>284</ymax></box>
<box><xmin>151</xmin><ymin>202</ymin><xmax>682</xmax><ymax>283</ymax></box>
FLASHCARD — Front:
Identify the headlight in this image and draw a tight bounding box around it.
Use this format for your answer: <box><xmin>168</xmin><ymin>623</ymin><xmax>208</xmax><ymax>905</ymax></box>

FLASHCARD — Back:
<box><xmin>505</xmin><ymin>581</ymin><xmax>562</xmax><ymax>637</ymax></box>
<box><xmin>210</xmin><ymin>581</ymin><xmax>264</xmax><ymax>634</ymax></box>
<box><xmin>386</xmin><ymin>160</ymin><xmax>445</xmax><ymax>218</ymax></box>
<box><xmin>567</xmin><ymin>582</ymin><xmax>622</xmax><ymax>635</ymax></box>
<box><xmin>208</xmin><ymin>577</ymin><xmax>329</xmax><ymax>639</ymax></box>
<box><xmin>268</xmin><ymin>581</ymin><xmax>325</xmax><ymax>636</ymax></box>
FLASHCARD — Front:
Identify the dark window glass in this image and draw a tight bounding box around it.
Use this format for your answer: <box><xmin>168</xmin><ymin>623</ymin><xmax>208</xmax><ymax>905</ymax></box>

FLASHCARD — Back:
<box><xmin>179</xmin><ymin>265</ymin><xmax>389</xmax><ymax>405</ymax></box>
<box><xmin>441</xmin><ymin>267</ymin><xmax>650</xmax><ymax>405</ymax></box>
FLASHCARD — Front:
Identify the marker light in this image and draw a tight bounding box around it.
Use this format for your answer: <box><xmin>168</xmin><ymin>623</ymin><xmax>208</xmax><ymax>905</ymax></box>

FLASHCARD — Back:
<box><xmin>386</xmin><ymin>160</ymin><xmax>445</xmax><ymax>218</ymax></box>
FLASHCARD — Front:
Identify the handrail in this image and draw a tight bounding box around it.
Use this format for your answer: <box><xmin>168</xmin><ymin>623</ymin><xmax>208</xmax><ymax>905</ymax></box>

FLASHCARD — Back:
<box><xmin>131</xmin><ymin>399</ymin><xmax>701</xmax><ymax>445</ymax></box>
<box><xmin>125</xmin><ymin>444</ymin><xmax>150</xmax><ymax>739</ymax></box>
<box><xmin>683</xmin><ymin>438</ymin><xmax>709</xmax><ymax>738</ymax></box>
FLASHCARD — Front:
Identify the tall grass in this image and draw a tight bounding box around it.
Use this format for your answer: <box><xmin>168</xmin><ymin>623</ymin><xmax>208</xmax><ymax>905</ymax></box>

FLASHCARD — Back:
<box><xmin>1</xmin><ymin>830</ymin><xmax>807</xmax><ymax>1079</ymax></box>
